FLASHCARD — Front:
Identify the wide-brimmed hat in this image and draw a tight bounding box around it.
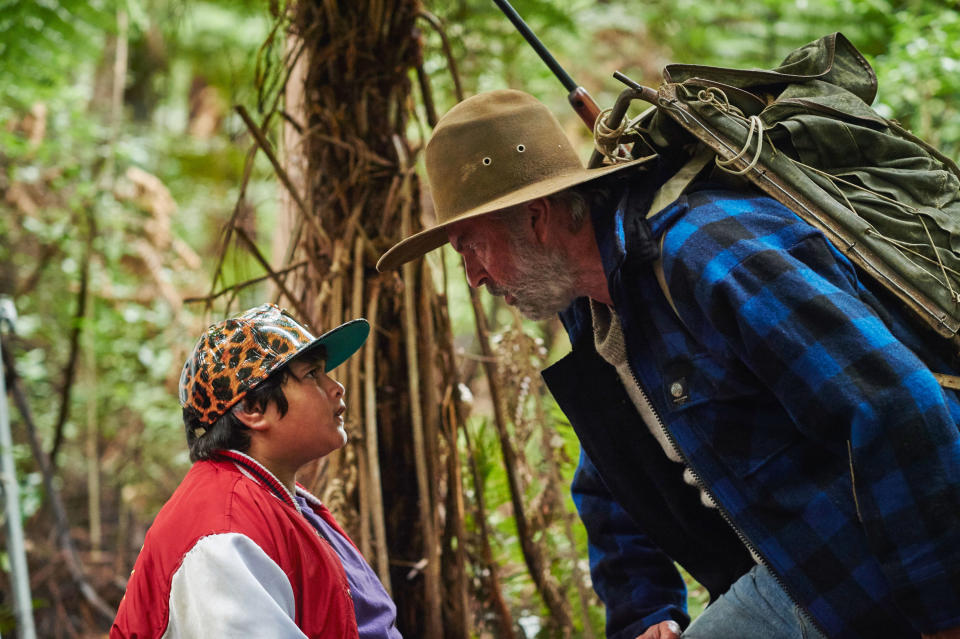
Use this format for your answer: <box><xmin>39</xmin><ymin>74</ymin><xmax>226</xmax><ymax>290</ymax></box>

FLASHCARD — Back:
<box><xmin>179</xmin><ymin>303</ymin><xmax>369</xmax><ymax>425</ymax></box>
<box><xmin>376</xmin><ymin>89</ymin><xmax>651</xmax><ymax>271</ymax></box>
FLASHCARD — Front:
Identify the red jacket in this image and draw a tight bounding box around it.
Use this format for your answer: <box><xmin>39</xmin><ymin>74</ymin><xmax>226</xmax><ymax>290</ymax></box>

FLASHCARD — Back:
<box><xmin>112</xmin><ymin>452</ymin><xmax>359</xmax><ymax>638</ymax></box>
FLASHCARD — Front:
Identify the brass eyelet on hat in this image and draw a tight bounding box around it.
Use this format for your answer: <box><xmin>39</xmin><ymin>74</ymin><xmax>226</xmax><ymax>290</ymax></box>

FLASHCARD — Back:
<box><xmin>516</xmin><ymin>144</ymin><xmax>525</xmax><ymax>152</ymax></box>
<box><xmin>482</xmin><ymin>157</ymin><xmax>492</xmax><ymax>166</ymax></box>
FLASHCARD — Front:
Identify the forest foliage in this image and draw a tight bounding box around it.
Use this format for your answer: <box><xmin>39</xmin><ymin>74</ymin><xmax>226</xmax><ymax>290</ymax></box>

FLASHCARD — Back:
<box><xmin>1</xmin><ymin>0</ymin><xmax>959</xmax><ymax>636</ymax></box>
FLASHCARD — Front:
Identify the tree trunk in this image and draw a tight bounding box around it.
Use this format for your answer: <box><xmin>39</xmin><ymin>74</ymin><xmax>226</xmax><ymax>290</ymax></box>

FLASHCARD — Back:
<box><xmin>285</xmin><ymin>2</ymin><xmax>452</xmax><ymax>636</ymax></box>
<box><xmin>274</xmin><ymin>2</ymin><xmax>597</xmax><ymax>636</ymax></box>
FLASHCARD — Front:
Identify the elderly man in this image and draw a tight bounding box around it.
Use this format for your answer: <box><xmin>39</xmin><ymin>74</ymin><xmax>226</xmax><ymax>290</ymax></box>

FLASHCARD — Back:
<box><xmin>377</xmin><ymin>89</ymin><xmax>960</xmax><ymax>639</ymax></box>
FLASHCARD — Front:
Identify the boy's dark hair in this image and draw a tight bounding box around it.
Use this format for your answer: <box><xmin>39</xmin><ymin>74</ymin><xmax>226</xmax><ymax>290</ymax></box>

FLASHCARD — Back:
<box><xmin>183</xmin><ymin>346</ymin><xmax>326</xmax><ymax>462</ymax></box>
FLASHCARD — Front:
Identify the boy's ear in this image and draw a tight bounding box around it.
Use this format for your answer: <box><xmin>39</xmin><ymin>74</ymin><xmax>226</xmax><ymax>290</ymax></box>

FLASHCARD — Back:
<box><xmin>233</xmin><ymin>400</ymin><xmax>272</xmax><ymax>433</ymax></box>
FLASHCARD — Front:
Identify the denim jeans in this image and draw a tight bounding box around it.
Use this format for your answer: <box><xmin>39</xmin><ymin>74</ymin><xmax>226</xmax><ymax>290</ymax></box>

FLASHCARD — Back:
<box><xmin>682</xmin><ymin>565</ymin><xmax>828</xmax><ymax>639</ymax></box>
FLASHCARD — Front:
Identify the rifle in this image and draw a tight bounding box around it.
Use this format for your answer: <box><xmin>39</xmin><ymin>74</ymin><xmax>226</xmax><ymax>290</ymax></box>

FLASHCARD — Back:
<box><xmin>491</xmin><ymin>0</ymin><xmax>602</xmax><ymax>129</ymax></box>
<box><xmin>492</xmin><ymin>0</ymin><xmax>658</xmax><ymax>167</ymax></box>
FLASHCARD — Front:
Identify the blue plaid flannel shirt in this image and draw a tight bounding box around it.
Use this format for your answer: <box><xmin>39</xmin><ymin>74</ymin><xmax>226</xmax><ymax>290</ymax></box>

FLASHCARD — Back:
<box><xmin>566</xmin><ymin>186</ymin><xmax>960</xmax><ymax>639</ymax></box>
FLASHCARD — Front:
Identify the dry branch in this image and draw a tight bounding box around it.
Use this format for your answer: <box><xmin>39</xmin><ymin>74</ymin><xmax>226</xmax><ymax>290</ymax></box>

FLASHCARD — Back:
<box><xmin>363</xmin><ymin>283</ymin><xmax>391</xmax><ymax>593</ymax></box>
<box><xmin>460</xmin><ymin>412</ymin><xmax>517</xmax><ymax>639</ymax></box>
<box><xmin>350</xmin><ymin>236</ymin><xmax>371</xmax><ymax>559</ymax></box>
<box><xmin>235</xmin><ymin>104</ymin><xmax>331</xmax><ymax>252</ymax></box>
<box><xmin>205</xmin><ymin>144</ymin><xmax>259</xmax><ymax>307</ymax></box>
<box><xmin>417</xmin><ymin>10</ymin><xmax>463</xmax><ymax>102</ymax></box>
<box><xmin>14</xmin><ymin>241</ymin><xmax>59</xmax><ymax>298</ymax></box>
<box><xmin>432</xmin><ymin>296</ymin><xmax>472</xmax><ymax>638</ymax></box>
<box><xmin>233</xmin><ymin>226</ymin><xmax>312</xmax><ymax>322</ymax></box>
<box><xmin>183</xmin><ymin>261</ymin><xmax>308</xmax><ymax>305</ymax></box>
<box><xmin>468</xmin><ymin>288</ymin><xmax>574</xmax><ymax>632</ymax></box>
<box><xmin>50</xmin><ymin>209</ymin><xmax>94</xmax><ymax>465</ymax></box>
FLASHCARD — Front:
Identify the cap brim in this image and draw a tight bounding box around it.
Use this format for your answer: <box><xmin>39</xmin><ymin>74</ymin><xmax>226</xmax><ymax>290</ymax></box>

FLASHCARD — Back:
<box><xmin>302</xmin><ymin>318</ymin><xmax>370</xmax><ymax>371</ymax></box>
<box><xmin>376</xmin><ymin>155</ymin><xmax>655</xmax><ymax>272</ymax></box>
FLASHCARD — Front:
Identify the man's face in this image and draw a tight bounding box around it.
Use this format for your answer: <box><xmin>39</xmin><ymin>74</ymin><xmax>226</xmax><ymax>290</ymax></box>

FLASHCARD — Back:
<box><xmin>447</xmin><ymin>212</ymin><xmax>579</xmax><ymax>320</ymax></box>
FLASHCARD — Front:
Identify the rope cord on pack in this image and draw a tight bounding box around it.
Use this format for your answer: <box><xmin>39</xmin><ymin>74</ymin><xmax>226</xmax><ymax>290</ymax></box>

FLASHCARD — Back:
<box><xmin>864</xmin><ymin>230</ymin><xmax>960</xmax><ymax>281</ymax></box>
<box><xmin>804</xmin><ymin>164</ymin><xmax>859</xmax><ymax>220</ymax></box>
<box><xmin>593</xmin><ymin>106</ymin><xmax>629</xmax><ymax>163</ymax></box>
<box><xmin>592</xmin><ymin>103</ymin><xmax>660</xmax><ymax>165</ymax></box>
<box><xmin>792</xmin><ymin>159</ymin><xmax>959</xmax><ymax>304</ymax></box>
<box><xmin>917</xmin><ymin>214</ymin><xmax>960</xmax><ymax>304</ymax></box>
<box><xmin>715</xmin><ymin>115</ymin><xmax>766</xmax><ymax>175</ymax></box>
<box><xmin>696</xmin><ymin>88</ymin><xmax>767</xmax><ymax>176</ymax></box>
<box><xmin>696</xmin><ymin>87</ymin><xmax>745</xmax><ymax>118</ymax></box>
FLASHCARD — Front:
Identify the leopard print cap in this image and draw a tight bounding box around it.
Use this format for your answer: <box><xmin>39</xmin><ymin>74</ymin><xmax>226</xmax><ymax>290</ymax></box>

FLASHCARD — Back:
<box><xmin>179</xmin><ymin>304</ymin><xmax>321</xmax><ymax>425</ymax></box>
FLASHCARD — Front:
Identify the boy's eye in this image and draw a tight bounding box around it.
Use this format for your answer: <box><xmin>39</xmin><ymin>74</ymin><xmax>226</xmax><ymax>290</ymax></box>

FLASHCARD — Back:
<box><xmin>303</xmin><ymin>364</ymin><xmax>327</xmax><ymax>381</ymax></box>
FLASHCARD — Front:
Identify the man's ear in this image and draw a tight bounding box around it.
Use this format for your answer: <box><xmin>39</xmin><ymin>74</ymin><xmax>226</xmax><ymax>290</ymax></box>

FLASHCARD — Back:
<box><xmin>233</xmin><ymin>400</ymin><xmax>272</xmax><ymax>433</ymax></box>
<box><xmin>527</xmin><ymin>197</ymin><xmax>552</xmax><ymax>245</ymax></box>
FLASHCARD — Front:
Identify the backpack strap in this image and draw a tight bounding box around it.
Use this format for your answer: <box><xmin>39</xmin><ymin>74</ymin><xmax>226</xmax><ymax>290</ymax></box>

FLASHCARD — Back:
<box><xmin>649</xmin><ymin>147</ymin><xmax>714</xmax><ymax>329</ymax></box>
<box><xmin>647</xmin><ymin>147</ymin><xmax>715</xmax><ymax>219</ymax></box>
<box><xmin>653</xmin><ymin>234</ymin><xmax>682</xmax><ymax>325</ymax></box>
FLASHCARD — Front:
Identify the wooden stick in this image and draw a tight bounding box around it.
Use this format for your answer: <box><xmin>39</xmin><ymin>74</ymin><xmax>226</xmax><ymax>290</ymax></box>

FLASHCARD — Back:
<box><xmin>364</xmin><ymin>284</ymin><xmax>391</xmax><ymax>594</ymax></box>
<box><xmin>533</xmin><ymin>365</ymin><xmax>596</xmax><ymax>639</ymax></box>
<box><xmin>417</xmin><ymin>10</ymin><xmax>463</xmax><ymax>102</ymax></box>
<box><xmin>399</xmin><ymin>135</ymin><xmax>443</xmax><ymax>638</ymax></box>
<box><xmin>14</xmin><ymin>242</ymin><xmax>59</xmax><ymax>298</ymax></box>
<box><xmin>350</xmin><ymin>236</ymin><xmax>372</xmax><ymax>559</ymax></box>
<box><xmin>441</xmin><ymin>393</ymin><xmax>471</xmax><ymax>639</ymax></box>
<box><xmin>435</xmin><ymin>306</ymin><xmax>473</xmax><ymax>637</ymax></box>
<box><xmin>418</xmin><ymin>265</ymin><xmax>441</xmax><ymax>520</ymax></box>
<box><xmin>330</xmin><ymin>240</ymin><xmax>344</xmax><ymax>328</ymax></box>
<box><xmin>206</xmin><ymin>144</ymin><xmax>258</xmax><ymax>308</ymax></box>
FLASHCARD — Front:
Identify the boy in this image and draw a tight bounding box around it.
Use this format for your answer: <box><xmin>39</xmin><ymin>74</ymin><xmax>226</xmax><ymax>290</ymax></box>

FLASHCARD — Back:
<box><xmin>112</xmin><ymin>303</ymin><xmax>401</xmax><ymax>638</ymax></box>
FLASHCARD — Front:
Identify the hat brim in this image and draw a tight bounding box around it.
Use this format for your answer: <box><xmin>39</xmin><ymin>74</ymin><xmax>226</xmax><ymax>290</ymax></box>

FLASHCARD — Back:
<box><xmin>301</xmin><ymin>318</ymin><xmax>370</xmax><ymax>372</ymax></box>
<box><xmin>376</xmin><ymin>155</ymin><xmax>655</xmax><ymax>272</ymax></box>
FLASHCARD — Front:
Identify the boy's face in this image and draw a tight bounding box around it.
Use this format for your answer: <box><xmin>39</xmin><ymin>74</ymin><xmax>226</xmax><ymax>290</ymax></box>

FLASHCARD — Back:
<box><xmin>265</xmin><ymin>357</ymin><xmax>347</xmax><ymax>466</ymax></box>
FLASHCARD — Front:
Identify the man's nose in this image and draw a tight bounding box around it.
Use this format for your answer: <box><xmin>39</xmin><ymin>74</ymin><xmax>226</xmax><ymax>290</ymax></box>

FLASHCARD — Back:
<box><xmin>462</xmin><ymin>255</ymin><xmax>487</xmax><ymax>289</ymax></box>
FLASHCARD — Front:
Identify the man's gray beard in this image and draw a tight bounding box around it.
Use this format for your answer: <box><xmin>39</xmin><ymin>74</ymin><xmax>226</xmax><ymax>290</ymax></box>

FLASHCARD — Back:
<box><xmin>492</xmin><ymin>237</ymin><xmax>580</xmax><ymax>321</ymax></box>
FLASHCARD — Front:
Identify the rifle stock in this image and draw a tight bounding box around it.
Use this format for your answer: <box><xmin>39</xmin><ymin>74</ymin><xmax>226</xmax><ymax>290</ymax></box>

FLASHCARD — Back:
<box><xmin>567</xmin><ymin>86</ymin><xmax>601</xmax><ymax>130</ymax></box>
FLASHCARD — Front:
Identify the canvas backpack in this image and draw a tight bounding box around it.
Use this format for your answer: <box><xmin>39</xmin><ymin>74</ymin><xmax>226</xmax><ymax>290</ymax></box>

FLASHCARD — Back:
<box><xmin>606</xmin><ymin>33</ymin><xmax>960</xmax><ymax>386</ymax></box>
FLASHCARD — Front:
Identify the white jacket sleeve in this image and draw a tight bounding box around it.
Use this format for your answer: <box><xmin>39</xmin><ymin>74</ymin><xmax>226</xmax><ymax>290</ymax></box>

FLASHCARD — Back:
<box><xmin>164</xmin><ymin>532</ymin><xmax>306</xmax><ymax>639</ymax></box>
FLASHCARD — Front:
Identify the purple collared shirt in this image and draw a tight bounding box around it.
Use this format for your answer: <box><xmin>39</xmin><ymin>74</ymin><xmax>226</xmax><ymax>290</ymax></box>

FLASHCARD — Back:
<box><xmin>295</xmin><ymin>495</ymin><xmax>402</xmax><ymax>638</ymax></box>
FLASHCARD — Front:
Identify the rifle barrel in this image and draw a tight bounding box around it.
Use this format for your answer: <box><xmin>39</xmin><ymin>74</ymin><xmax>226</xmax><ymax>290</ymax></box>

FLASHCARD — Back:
<box><xmin>491</xmin><ymin>0</ymin><xmax>576</xmax><ymax>93</ymax></box>
<box><xmin>492</xmin><ymin>0</ymin><xmax>601</xmax><ymax>129</ymax></box>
